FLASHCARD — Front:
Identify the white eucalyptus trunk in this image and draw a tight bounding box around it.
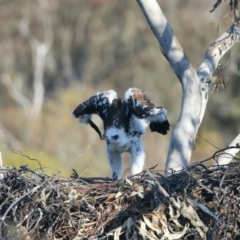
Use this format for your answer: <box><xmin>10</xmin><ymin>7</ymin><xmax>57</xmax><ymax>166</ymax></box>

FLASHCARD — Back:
<box><xmin>0</xmin><ymin>152</ymin><xmax>2</xmax><ymax>168</ymax></box>
<box><xmin>136</xmin><ymin>0</ymin><xmax>240</xmax><ymax>173</ymax></box>
<box><xmin>18</xmin><ymin>0</ymin><xmax>53</xmax><ymax>122</ymax></box>
<box><xmin>214</xmin><ymin>133</ymin><xmax>240</xmax><ymax>165</ymax></box>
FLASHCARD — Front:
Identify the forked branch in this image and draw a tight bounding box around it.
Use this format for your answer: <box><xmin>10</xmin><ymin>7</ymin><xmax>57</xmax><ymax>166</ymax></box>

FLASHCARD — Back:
<box><xmin>213</xmin><ymin>133</ymin><xmax>240</xmax><ymax>165</ymax></box>
<box><xmin>136</xmin><ymin>0</ymin><xmax>240</xmax><ymax>173</ymax></box>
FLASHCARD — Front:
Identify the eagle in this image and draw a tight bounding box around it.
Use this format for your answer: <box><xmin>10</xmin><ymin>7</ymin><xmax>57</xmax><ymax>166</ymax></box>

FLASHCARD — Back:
<box><xmin>72</xmin><ymin>88</ymin><xmax>169</xmax><ymax>181</ymax></box>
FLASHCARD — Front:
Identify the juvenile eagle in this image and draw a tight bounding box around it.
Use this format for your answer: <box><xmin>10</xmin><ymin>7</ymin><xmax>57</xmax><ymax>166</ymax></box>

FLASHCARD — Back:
<box><xmin>72</xmin><ymin>88</ymin><xmax>169</xmax><ymax>181</ymax></box>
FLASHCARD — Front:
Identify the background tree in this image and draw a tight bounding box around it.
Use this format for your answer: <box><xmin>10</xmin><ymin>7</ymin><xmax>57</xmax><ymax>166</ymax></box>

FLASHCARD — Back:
<box><xmin>0</xmin><ymin>0</ymin><xmax>239</xmax><ymax>177</ymax></box>
<box><xmin>137</xmin><ymin>0</ymin><xmax>240</xmax><ymax>173</ymax></box>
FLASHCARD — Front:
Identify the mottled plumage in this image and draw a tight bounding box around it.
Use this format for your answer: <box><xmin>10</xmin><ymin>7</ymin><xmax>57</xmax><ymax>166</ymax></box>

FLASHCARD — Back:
<box><xmin>72</xmin><ymin>88</ymin><xmax>170</xmax><ymax>180</ymax></box>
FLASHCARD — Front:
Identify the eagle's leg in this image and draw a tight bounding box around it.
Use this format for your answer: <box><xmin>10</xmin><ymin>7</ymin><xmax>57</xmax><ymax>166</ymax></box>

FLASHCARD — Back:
<box><xmin>130</xmin><ymin>140</ymin><xmax>145</xmax><ymax>176</ymax></box>
<box><xmin>106</xmin><ymin>145</ymin><xmax>122</xmax><ymax>181</ymax></box>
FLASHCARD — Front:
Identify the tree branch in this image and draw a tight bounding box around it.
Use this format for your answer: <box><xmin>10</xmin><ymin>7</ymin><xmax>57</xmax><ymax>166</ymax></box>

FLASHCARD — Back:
<box><xmin>213</xmin><ymin>133</ymin><xmax>240</xmax><ymax>165</ymax></box>
<box><xmin>0</xmin><ymin>123</ymin><xmax>23</xmax><ymax>149</ymax></box>
<box><xmin>136</xmin><ymin>0</ymin><xmax>240</xmax><ymax>173</ymax></box>
<box><xmin>197</xmin><ymin>20</ymin><xmax>240</xmax><ymax>122</ymax></box>
<box><xmin>137</xmin><ymin>0</ymin><xmax>201</xmax><ymax>172</ymax></box>
<box><xmin>0</xmin><ymin>152</ymin><xmax>2</xmax><ymax>168</ymax></box>
<box><xmin>1</xmin><ymin>74</ymin><xmax>31</xmax><ymax>115</ymax></box>
<box><xmin>19</xmin><ymin>0</ymin><xmax>53</xmax><ymax>122</ymax></box>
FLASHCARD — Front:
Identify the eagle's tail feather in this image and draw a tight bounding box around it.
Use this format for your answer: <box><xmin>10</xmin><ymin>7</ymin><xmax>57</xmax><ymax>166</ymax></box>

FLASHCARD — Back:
<box><xmin>147</xmin><ymin>107</ymin><xmax>170</xmax><ymax>135</ymax></box>
<box><xmin>149</xmin><ymin>120</ymin><xmax>170</xmax><ymax>135</ymax></box>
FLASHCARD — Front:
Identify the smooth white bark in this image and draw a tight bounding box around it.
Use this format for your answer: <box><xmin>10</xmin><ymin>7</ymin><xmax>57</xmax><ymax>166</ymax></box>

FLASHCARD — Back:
<box><xmin>137</xmin><ymin>0</ymin><xmax>202</xmax><ymax>172</ymax></box>
<box><xmin>214</xmin><ymin>133</ymin><xmax>240</xmax><ymax>165</ymax></box>
<box><xmin>1</xmin><ymin>0</ymin><xmax>53</xmax><ymax>128</ymax></box>
<box><xmin>1</xmin><ymin>74</ymin><xmax>31</xmax><ymax>116</ymax></box>
<box><xmin>18</xmin><ymin>0</ymin><xmax>53</xmax><ymax>122</ymax></box>
<box><xmin>136</xmin><ymin>0</ymin><xmax>240</xmax><ymax>173</ymax></box>
<box><xmin>0</xmin><ymin>152</ymin><xmax>2</xmax><ymax>168</ymax></box>
<box><xmin>197</xmin><ymin>22</ymin><xmax>240</xmax><ymax>122</ymax></box>
<box><xmin>0</xmin><ymin>123</ymin><xmax>22</xmax><ymax>149</ymax></box>
<box><xmin>0</xmin><ymin>152</ymin><xmax>3</xmax><ymax>180</ymax></box>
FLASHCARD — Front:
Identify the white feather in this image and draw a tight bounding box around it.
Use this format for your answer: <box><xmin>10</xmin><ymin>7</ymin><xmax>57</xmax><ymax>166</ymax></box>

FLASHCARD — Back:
<box><xmin>148</xmin><ymin>108</ymin><xmax>168</xmax><ymax>123</ymax></box>
<box><xmin>96</xmin><ymin>90</ymin><xmax>117</xmax><ymax>105</ymax></box>
<box><xmin>124</xmin><ymin>88</ymin><xmax>134</xmax><ymax>101</ymax></box>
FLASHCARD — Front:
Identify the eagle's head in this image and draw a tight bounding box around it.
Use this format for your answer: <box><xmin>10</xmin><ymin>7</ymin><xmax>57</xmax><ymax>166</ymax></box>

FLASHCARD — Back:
<box><xmin>104</xmin><ymin>127</ymin><xmax>129</xmax><ymax>150</ymax></box>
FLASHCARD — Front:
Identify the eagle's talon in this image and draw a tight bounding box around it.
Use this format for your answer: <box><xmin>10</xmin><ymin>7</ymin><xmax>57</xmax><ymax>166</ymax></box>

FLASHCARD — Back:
<box><xmin>112</xmin><ymin>172</ymin><xmax>118</xmax><ymax>181</ymax></box>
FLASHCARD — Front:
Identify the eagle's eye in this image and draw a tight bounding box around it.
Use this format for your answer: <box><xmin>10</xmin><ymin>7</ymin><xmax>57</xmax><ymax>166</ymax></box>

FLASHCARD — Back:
<box><xmin>112</xmin><ymin>135</ymin><xmax>119</xmax><ymax>140</ymax></box>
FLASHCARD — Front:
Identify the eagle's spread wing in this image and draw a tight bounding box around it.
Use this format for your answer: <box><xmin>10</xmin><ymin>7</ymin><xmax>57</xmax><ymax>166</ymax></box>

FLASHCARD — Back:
<box><xmin>124</xmin><ymin>88</ymin><xmax>170</xmax><ymax>135</ymax></box>
<box><xmin>72</xmin><ymin>90</ymin><xmax>123</xmax><ymax>138</ymax></box>
<box><xmin>149</xmin><ymin>115</ymin><xmax>170</xmax><ymax>135</ymax></box>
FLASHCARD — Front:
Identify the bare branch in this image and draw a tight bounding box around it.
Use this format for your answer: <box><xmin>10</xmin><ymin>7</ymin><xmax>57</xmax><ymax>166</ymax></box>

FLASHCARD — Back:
<box><xmin>31</xmin><ymin>0</ymin><xmax>53</xmax><ymax>121</ymax></box>
<box><xmin>136</xmin><ymin>0</ymin><xmax>240</xmax><ymax>174</ymax></box>
<box><xmin>197</xmin><ymin>20</ymin><xmax>240</xmax><ymax>122</ymax></box>
<box><xmin>136</xmin><ymin>0</ymin><xmax>194</xmax><ymax>82</ymax></box>
<box><xmin>136</xmin><ymin>0</ymin><xmax>201</xmax><ymax>172</ymax></box>
<box><xmin>0</xmin><ymin>123</ymin><xmax>23</xmax><ymax>149</ymax></box>
<box><xmin>1</xmin><ymin>74</ymin><xmax>31</xmax><ymax>115</ymax></box>
<box><xmin>213</xmin><ymin>133</ymin><xmax>240</xmax><ymax>165</ymax></box>
<box><xmin>146</xmin><ymin>168</ymin><xmax>181</xmax><ymax>210</ymax></box>
<box><xmin>0</xmin><ymin>152</ymin><xmax>2</xmax><ymax>168</ymax></box>
<box><xmin>19</xmin><ymin>0</ymin><xmax>53</xmax><ymax>121</ymax></box>
<box><xmin>0</xmin><ymin>153</ymin><xmax>4</xmax><ymax>180</ymax></box>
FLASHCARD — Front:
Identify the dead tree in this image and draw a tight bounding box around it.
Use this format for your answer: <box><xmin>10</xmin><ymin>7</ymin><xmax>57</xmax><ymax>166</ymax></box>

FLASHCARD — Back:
<box><xmin>136</xmin><ymin>0</ymin><xmax>240</xmax><ymax>173</ymax></box>
<box><xmin>2</xmin><ymin>0</ymin><xmax>53</xmax><ymax>123</ymax></box>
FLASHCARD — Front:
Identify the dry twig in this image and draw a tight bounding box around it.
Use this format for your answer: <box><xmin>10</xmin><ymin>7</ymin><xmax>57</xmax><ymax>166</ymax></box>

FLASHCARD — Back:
<box><xmin>0</xmin><ymin>152</ymin><xmax>240</xmax><ymax>239</ymax></box>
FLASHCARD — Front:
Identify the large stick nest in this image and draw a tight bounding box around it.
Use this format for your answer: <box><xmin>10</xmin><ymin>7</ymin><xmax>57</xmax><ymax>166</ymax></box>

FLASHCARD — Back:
<box><xmin>0</xmin><ymin>160</ymin><xmax>240</xmax><ymax>240</ymax></box>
